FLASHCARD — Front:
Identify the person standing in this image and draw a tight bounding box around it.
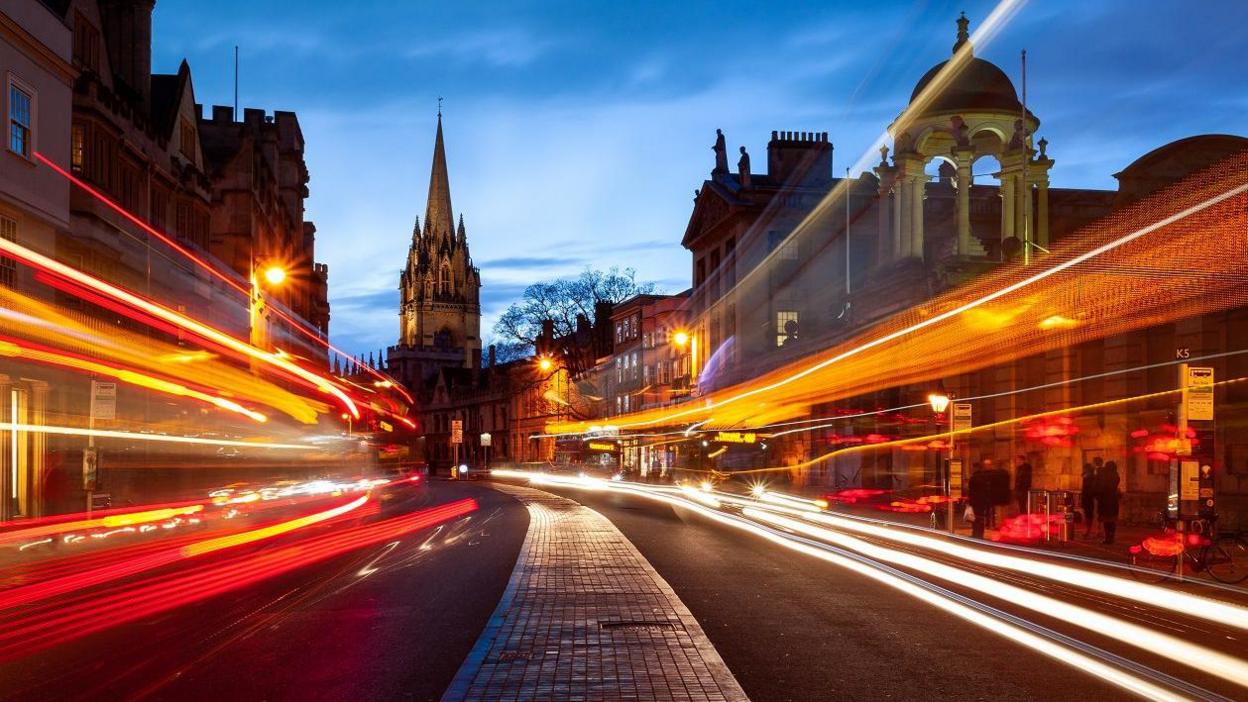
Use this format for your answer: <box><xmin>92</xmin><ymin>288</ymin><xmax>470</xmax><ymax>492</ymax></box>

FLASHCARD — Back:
<box><xmin>1014</xmin><ymin>455</ymin><xmax>1033</xmax><ymax>514</ymax></box>
<box><xmin>1082</xmin><ymin>459</ymin><xmax>1102</xmax><ymax>539</ymax></box>
<box><xmin>1098</xmin><ymin>460</ymin><xmax>1122</xmax><ymax>545</ymax></box>
<box><xmin>967</xmin><ymin>462</ymin><xmax>993</xmax><ymax>539</ymax></box>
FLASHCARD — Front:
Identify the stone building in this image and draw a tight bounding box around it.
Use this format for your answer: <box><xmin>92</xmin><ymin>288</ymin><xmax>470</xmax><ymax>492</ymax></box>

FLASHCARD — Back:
<box><xmin>0</xmin><ymin>0</ymin><xmax>74</xmax><ymax>520</ymax></box>
<box><xmin>198</xmin><ymin>105</ymin><xmax>331</xmax><ymax>344</ymax></box>
<box><xmin>388</xmin><ymin>113</ymin><xmax>482</xmax><ymax>394</ymax></box>
<box><xmin>671</xmin><ymin>13</ymin><xmax>1248</xmax><ymax>522</ymax></box>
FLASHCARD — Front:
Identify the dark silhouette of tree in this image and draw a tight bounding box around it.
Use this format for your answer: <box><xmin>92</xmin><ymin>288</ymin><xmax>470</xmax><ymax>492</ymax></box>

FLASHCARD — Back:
<box><xmin>493</xmin><ymin>267</ymin><xmax>656</xmax><ymax>348</ymax></box>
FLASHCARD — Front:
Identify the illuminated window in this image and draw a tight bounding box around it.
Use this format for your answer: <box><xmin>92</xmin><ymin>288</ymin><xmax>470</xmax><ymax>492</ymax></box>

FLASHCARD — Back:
<box><xmin>9</xmin><ymin>81</ymin><xmax>33</xmax><ymax>158</ymax></box>
<box><xmin>0</xmin><ymin>215</ymin><xmax>15</xmax><ymax>287</ymax></box>
<box><xmin>71</xmin><ymin>123</ymin><xmax>84</xmax><ymax>172</ymax></box>
<box><xmin>775</xmin><ymin>310</ymin><xmax>798</xmax><ymax>347</ymax></box>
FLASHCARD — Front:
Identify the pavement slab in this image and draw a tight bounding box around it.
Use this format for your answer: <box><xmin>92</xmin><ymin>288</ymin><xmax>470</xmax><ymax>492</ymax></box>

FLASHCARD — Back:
<box><xmin>443</xmin><ymin>482</ymin><xmax>749</xmax><ymax>702</ymax></box>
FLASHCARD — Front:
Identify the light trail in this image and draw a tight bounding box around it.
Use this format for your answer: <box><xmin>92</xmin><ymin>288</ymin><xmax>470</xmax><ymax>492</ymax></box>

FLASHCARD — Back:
<box><xmin>183</xmin><ymin>494</ymin><xmax>368</xmax><ymax>556</ymax></box>
<box><xmin>549</xmin><ymin>155</ymin><xmax>1248</xmax><ymax>435</ymax></box>
<box><xmin>0</xmin><ymin>337</ymin><xmax>267</xmax><ymax>423</ymax></box>
<box><xmin>0</xmin><ymin>236</ymin><xmax>361</xmax><ymax>418</ymax></box>
<box><xmin>32</xmin><ymin>150</ymin><xmax>413</xmax><ymax>405</ymax></box>
<box><xmin>0</xmin><ymin>498</ymin><xmax>477</xmax><ymax>661</ymax></box>
<box><xmin>745</xmin><ymin>508</ymin><xmax>1248</xmax><ymax>690</ymax></box>
<box><xmin>774</xmin><ymin>501</ymin><xmax>1248</xmax><ymax>632</ymax></box>
<box><xmin>493</xmin><ymin>470</ymin><xmax>1206</xmax><ymax>700</ymax></box>
<box><xmin>0</xmin><ymin>504</ymin><xmax>205</xmax><ymax>545</ymax></box>
<box><xmin>0</xmin><ymin>422</ymin><xmax>309</xmax><ymax>450</ymax></box>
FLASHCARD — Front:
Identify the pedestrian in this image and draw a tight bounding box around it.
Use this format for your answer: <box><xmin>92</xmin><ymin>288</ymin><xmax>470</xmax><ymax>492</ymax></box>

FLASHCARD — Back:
<box><xmin>967</xmin><ymin>462</ymin><xmax>993</xmax><ymax>539</ymax></box>
<box><xmin>1098</xmin><ymin>460</ymin><xmax>1121</xmax><ymax>545</ymax></box>
<box><xmin>1082</xmin><ymin>459</ymin><xmax>1100</xmax><ymax>538</ymax></box>
<box><xmin>1014</xmin><ymin>454</ymin><xmax>1033</xmax><ymax>515</ymax></box>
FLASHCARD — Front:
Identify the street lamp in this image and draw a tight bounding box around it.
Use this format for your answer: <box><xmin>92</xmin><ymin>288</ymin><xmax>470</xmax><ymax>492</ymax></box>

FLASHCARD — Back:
<box><xmin>262</xmin><ymin>266</ymin><xmax>287</xmax><ymax>286</ymax></box>
<box><xmin>928</xmin><ymin>383</ymin><xmax>955</xmax><ymax>533</ymax></box>
<box><xmin>672</xmin><ymin>330</ymin><xmax>690</xmax><ymax>348</ymax></box>
<box><xmin>538</xmin><ymin>356</ymin><xmax>554</xmax><ymax>372</ymax></box>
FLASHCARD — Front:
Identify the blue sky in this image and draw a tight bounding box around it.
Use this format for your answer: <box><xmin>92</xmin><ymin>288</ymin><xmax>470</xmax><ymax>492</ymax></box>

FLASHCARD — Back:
<box><xmin>151</xmin><ymin>1</ymin><xmax>1248</xmax><ymax>355</ymax></box>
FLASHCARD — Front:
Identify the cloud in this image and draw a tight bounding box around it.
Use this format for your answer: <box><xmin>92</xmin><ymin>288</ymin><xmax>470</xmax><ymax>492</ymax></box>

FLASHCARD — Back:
<box><xmin>404</xmin><ymin>29</ymin><xmax>558</xmax><ymax>68</ymax></box>
<box><xmin>478</xmin><ymin>255</ymin><xmax>587</xmax><ymax>269</ymax></box>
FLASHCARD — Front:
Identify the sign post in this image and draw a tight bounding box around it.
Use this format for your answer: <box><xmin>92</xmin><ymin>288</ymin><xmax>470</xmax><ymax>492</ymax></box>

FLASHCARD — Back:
<box><xmin>480</xmin><ymin>432</ymin><xmax>492</xmax><ymax>470</ymax></box>
<box><xmin>947</xmin><ymin>403</ymin><xmax>972</xmax><ymax>533</ymax></box>
<box><xmin>450</xmin><ymin>419</ymin><xmax>463</xmax><ymax>478</ymax></box>
<box><xmin>85</xmin><ymin>381</ymin><xmax>116</xmax><ymax>514</ymax></box>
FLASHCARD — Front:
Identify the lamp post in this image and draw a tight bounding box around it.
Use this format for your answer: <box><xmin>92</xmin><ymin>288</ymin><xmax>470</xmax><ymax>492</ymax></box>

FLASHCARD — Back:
<box><xmin>928</xmin><ymin>385</ymin><xmax>954</xmax><ymax>533</ymax></box>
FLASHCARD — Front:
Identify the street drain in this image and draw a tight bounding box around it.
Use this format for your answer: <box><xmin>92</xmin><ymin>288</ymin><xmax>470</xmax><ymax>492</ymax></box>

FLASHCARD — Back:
<box><xmin>600</xmin><ymin>620</ymin><xmax>677</xmax><ymax>632</ymax></box>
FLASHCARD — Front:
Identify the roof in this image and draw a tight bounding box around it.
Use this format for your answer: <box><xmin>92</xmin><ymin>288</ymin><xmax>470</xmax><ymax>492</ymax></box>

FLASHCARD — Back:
<box><xmin>909</xmin><ymin>56</ymin><xmax>1027</xmax><ymax>119</ymax></box>
<box><xmin>149</xmin><ymin>60</ymin><xmax>192</xmax><ymax>141</ymax></box>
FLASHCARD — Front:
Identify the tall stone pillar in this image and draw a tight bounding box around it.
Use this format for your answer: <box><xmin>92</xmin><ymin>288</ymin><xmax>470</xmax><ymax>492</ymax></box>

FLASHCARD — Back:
<box><xmin>954</xmin><ymin>149</ymin><xmax>973</xmax><ymax>256</ymax></box>
<box><xmin>910</xmin><ymin>174</ymin><xmax>925</xmax><ymax>260</ymax></box>
<box><xmin>1037</xmin><ymin>176</ymin><xmax>1050</xmax><ymax>249</ymax></box>
<box><xmin>896</xmin><ymin>178</ymin><xmax>909</xmax><ymax>258</ymax></box>
<box><xmin>999</xmin><ymin>170</ymin><xmax>1015</xmax><ymax>244</ymax></box>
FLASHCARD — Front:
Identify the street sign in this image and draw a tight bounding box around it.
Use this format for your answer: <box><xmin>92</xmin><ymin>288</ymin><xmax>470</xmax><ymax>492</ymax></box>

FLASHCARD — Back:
<box><xmin>1186</xmin><ymin>366</ymin><xmax>1214</xmax><ymax>421</ymax></box>
<box><xmin>1180</xmin><ymin>460</ymin><xmax>1200</xmax><ymax>500</ymax></box>
<box><xmin>952</xmin><ymin>403</ymin><xmax>973</xmax><ymax>432</ymax></box>
<box><xmin>949</xmin><ymin>458</ymin><xmax>963</xmax><ymax>499</ymax></box>
<box><xmin>82</xmin><ymin>447</ymin><xmax>99</xmax><ymax>490</ymax></box>
<box><xmin>379</xmin><ymin>420</ymin><xmax>393</xmax><ymax>433</ymax></box>
<box><xmin>90</xmin><ymin>381</ymin><xmax>116</xmax><ymax>420</ymax></box>
<box><xmin>480</xmin><ymin>432</ymin><xmax>492</xmax><ymax>447</ymax></box>
<box><xmin>450</xmin><ymin>420</ymin><xmax>463</xmax><ymax>444</ymax></box>
<box><xmin>715</xmin><ymin>431</ymin><xmax>756</xmax><ymax>444</ymax></box>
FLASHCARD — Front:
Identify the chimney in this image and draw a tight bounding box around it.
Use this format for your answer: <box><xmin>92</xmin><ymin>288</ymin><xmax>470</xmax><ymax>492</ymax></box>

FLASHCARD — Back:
<box><xmin>488</xmin><ymin>344</ymin><xmax>496</xmax><ymax>368</ymax></box>
<box><xmin>766</xmin><ymin>129</ymin><xmax>833</xmax><ymax>187</ymax></box>
<box><xmin>99</xmin><ymin>0</ymin><xmax>155</xmax><ymax>110</ymax></box>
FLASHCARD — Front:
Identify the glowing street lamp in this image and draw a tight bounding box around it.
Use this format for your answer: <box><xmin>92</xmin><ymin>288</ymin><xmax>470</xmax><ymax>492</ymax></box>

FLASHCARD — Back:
<box><xmin>928</xmin><ymin>383</ymin><xmax>956</xmax><ymax>534</ymax></box>
<box><xmin>538</xmin><ymin>356</ymin><xmax>554</xmax><ymax>372</ymax></box>
<box><xmin>262</xmin><ymin>266</ymin><xmax>287</xmax><ymax>286</ymax></box>
<box><xmin>672</xmin><ymin>330</ymin><xmax>690</xmax><ymax>348</ymax></box>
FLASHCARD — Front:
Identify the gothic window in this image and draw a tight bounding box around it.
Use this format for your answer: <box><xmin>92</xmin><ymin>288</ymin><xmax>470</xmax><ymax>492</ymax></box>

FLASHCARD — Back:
<box><xmin>434</xmin><ymin>328</ymin><xmax>452</xmax><ymax>349</ymax></box>
<box><xmin>440</xmin><ymin>263</ymin><xmax>452</xmax><ymax>295</ymax></box>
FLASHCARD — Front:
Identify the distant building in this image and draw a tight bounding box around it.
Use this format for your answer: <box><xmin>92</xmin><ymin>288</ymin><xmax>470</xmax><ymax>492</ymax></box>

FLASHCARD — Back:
<box><xmin>388</xmin><ymin>113</ymin><xmax>482</xmax><ymax>395</ymax></box>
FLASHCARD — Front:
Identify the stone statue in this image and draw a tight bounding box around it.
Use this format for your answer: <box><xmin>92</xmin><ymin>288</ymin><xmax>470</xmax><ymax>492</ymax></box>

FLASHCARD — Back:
<box><xmin>738</xmin><ymin>146</ymin><xmax>751</xmax><ymax>187</ymax></box>
<box><xmin>950</xmin><ymin>115</ymin><xmax>969</xmax><ymax>147</ymax></box>
<box><xmin>712</xmin><ymin>129</ymin><xmax>728</xmax><ymax>174</ymax></box>
<box><xmin>1010</xmin><ymin>118</ymin><xmax>1026</xmax><ymax>149</ymax></box>
<box><xmin>879</xmin><ymin>144</ymin><xmax>890</xmax><ymax>166</ymax></box>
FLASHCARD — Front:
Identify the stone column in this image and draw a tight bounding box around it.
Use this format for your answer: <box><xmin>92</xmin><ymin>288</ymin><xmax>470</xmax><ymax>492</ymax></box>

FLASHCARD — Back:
<box><xmin>1037</xmin><ymin>176</ymin><xmax>1050</xmax><ymax>249</ymax></box>
<box><xmin>954</xmin><ymin>149</ymin><xmax>973</xmax><ymax>256</ymax></box>
<box><xmin>999</xmin><ymin>169</ymin><xmax>1015</xmax><ymax>244</ymax></box>
<box><xmin>896</xmin><ymin>179</ymin><xmax>909</xmax><ymax>258</ymax></box>
<box><xmin>910</xmin><ymin>174</ymin><xmax>925</xmax><ymax>260</ymax></box>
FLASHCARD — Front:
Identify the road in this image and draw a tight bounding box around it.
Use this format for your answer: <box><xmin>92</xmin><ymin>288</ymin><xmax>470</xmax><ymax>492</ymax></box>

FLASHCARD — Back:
<box><xmin>4</xmin><ymin>476</ymin><xmax>1246</xmax><ymax>701</ymax></box>
<box><xmin>0</xmin><ymin>481</ymin><xmax>526</xmax><ymax>702</ymax></box>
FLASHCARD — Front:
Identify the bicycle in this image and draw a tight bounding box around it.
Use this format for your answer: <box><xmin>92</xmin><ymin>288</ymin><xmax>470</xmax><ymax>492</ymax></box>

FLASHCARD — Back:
<box><xmin>1129</xmin><ymin>513</ymin><xmax>1248</xmax><ymax>584</ymax></box>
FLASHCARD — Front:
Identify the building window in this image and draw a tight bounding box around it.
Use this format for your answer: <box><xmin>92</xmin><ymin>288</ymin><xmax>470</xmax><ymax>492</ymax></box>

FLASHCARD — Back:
<box><xmin>9</xmin><ymin>81</ymin><xmax>33</xmax><ymax>158</ymax></box>
<box><xmin>179</xmin><ymin>118</ymin><xmax>196</xmax><ymax>160</ymax></box>
<box><xmin>0</xmin><ymin>215</ymin><xmax>16</xmax><ymax>287</ymax></box>
<box><xmin>73</xmin><ymin>13</ymin><xmax>100</xmax><ymax>71</ymax></box>
<box><xmin>440</xmin><ymin>263</ymin><xmax>451</xmax><ymax>295</ymax></box>
<box><xmin>776</xmin><ymin>310</ymin><xmax>799</xmax><ymax>347</ymax></box>
<box><xmin>71</xmin><ymin>123</ymin><xmax>85</xmax><ymax>172</ymax></box>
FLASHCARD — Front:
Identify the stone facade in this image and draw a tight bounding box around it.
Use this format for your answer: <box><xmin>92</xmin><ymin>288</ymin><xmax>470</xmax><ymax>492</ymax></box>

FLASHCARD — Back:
<box><xmin>388</xmin><ymin>114</ymin><xmax>481</xmax><ymax>395</ymax></box>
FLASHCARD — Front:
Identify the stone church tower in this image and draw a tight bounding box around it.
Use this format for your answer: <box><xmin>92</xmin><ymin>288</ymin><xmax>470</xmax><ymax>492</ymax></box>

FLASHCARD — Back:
<box><xmin>388</xmin><ymin>113</ymin><xmax>482</xmax><ymax>392</ymax></box>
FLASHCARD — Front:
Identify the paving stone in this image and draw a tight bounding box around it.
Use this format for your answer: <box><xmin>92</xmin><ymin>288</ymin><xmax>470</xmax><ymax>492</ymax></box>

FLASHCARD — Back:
<box><xmin>442</xmin><ymin>483</ymin><xmax>749</xmax><ymax>702</ymax></box>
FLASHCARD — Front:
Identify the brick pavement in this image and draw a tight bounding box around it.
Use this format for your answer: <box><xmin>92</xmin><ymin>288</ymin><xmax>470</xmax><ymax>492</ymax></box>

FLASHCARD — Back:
<box><xmin>441</xmin><ymin>483</ymin><xmax>749</xmax><ymax>702</ymax></box>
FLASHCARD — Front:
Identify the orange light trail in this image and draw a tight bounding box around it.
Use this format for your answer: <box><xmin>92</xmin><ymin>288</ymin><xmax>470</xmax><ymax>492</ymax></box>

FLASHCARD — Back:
<box><xmin>31</xmin><ymin>150</ymin><xmax>412</xmax><ymax>404</ymax></box>
<box><xmin>0</xmin><ymin>236</ymin><xmax>361</xmax><ymax>419</ymax></box>
<box><xmin>0</xmin><ymin>422</ymin><xmax>309</xmax><ymax>450</ymax></box>
<box><xmin>550</xmin><ymin>152</ymin><xmax>1248</xmax><ymax>435</ymax></box>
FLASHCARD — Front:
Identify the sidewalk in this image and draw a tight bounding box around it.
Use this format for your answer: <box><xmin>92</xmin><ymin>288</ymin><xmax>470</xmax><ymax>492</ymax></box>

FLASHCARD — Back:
<box><xmin>442</xmin><ymin>483</ymin><xmax>749</xmax><ymax>702</ymax></box>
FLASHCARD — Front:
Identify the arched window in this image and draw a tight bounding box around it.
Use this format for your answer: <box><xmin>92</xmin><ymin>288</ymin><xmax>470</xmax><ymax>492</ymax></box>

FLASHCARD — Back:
<box><xmin>440</xmin><ymin>263</ymin><xmax>452</xmax><ymax>295</ymax></box>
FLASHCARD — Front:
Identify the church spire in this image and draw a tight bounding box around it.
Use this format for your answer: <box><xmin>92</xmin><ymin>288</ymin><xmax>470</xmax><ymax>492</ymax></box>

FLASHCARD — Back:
<box><xmin>425</xmin><ymin>112</ymin><xmax>455</xmax><ymax>244</ymax></box>
<box><xmin>953</xmin><ymin>11</ymin><xmax>971</xmax><ymax>55</ymax></box>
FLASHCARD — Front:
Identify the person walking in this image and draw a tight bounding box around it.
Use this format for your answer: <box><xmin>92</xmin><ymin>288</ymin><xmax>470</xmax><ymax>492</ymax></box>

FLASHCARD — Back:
<box><xmin>1082</xmin><ymin>459</ymin><xmax>1101</xmax><ymax>539</ymax></box>
<box><xmin>1014</xmin><ymin>455</ymin><xmax>1033</xmax><ymax>515</ymax></box>
<box><xmin>1098</xmin><ymin>460</ymin><xmax>1122</xmax><ymax>545</ymax></box>
<box><xmin>967</xmin><ymin>462</ymin><xmax>993</xmax><ymax>539</ymax></box>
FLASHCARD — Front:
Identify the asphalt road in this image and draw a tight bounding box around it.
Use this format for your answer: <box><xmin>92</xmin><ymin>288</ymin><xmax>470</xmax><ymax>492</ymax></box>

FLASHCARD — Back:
<box><xmin>0</xmin><ymin>481</ymin><xmax>526</xmax><ymax>702</ymax></box>
<box><xmin>531</xmin><ymin>482</ymin><xmax>1137</xmax><ymax>702</ymax></box>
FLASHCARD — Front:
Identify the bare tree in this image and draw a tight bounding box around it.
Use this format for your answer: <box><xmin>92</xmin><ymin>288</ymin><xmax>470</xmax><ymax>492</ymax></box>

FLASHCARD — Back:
<box><xmin>493</xmin><ymin>267</ymin><xmax>656</xmax><ymax>349</ymax></box>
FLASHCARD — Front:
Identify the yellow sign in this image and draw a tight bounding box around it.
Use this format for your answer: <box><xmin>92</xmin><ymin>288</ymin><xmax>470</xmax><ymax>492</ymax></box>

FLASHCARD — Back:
<box><xmin>1186</xmin><ymin>366</ymin><xmax>1214</xmax><ymax>421</ymax></box>
<box><xmin>588</xmin><ymin>441</ymin><xmax>616</xmax><ymax>451</ymax></box>
<box><xmin>379</xmin><ymin>420</ymin><xmax>394</xmax><ymax>433</ymax></box>
<box><xmin>715</xmin><ymin>432</ymin><xmax>757</xmax><ymax>444</ymax></box>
